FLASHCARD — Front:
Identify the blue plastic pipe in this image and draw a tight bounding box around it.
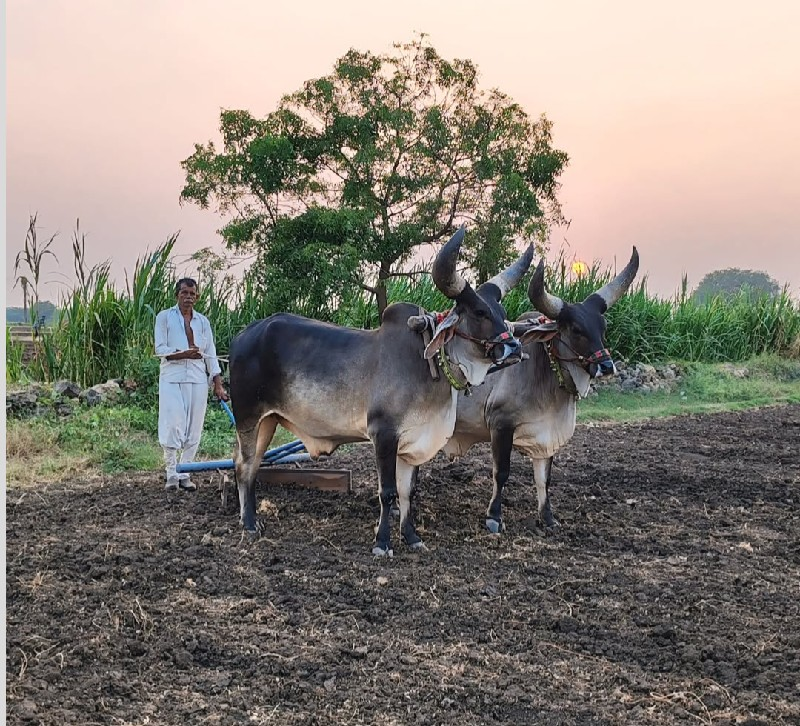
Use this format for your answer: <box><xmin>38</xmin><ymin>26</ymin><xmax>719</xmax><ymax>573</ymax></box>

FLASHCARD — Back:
<box><xmin>264</xmin><ymin>440</ymin><xmax>306</xmax><ymax>460</ymax></box>
<box><xmin>219</xmin><ymin>399</ymin><xmax>236</xmax><ymax>426</ymax></box>
<box><xmin>176</xmin><ymin>452</ymin><xmax>311</xmax><ymax>473</ymax></box>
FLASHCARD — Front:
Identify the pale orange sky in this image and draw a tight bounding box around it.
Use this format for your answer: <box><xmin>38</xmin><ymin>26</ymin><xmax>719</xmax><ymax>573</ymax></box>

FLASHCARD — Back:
<box><xmin>6</xmin><ymin>0</ymin><xmax>800</xmax><ymax>307</ymax></box>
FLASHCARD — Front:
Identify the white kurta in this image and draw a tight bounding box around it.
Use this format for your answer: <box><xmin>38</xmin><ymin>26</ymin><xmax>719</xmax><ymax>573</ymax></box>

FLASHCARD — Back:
<box><xmin>154</xmin><ymin>306</ymin><xmax>223</xmax><ymax>479</ymax></box>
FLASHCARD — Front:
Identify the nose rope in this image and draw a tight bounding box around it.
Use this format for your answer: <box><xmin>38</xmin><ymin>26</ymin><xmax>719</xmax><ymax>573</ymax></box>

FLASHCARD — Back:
<box><xmin>549</xmin><ymin>336</ymin><xmax>611</xmax><ymax>368</ymax></box>
<box><xmin>455</xmin><ymin>327</ymin><xmax>517</xmax><ymax>358</ymax></box>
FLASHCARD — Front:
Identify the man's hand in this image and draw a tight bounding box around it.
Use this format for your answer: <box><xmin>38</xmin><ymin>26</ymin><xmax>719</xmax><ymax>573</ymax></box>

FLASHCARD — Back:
<box><xmin>166</xmin><ymin>346</ymin><xmax>202</xmax><ymax>361</ymax></box>
<box><xmin>213</xmin><ymin>379</ymin><xmax>229</xmax><ymax>401</ymax></box>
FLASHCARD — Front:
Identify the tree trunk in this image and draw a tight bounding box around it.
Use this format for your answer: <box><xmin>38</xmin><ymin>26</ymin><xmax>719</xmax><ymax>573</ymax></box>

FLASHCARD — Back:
<box><xmin>376</xmin><ymin>261</ymin><xmax>391</xmax><ymax>320</ymax></box>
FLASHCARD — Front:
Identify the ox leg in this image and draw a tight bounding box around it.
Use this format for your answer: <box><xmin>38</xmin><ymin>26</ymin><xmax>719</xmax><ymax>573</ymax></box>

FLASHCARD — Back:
<box><xmin>397</xmin><ymin>461</ymin><xmax>425</xmax><ymax>550</ymax></box>
<box><xmin>533</xmin><ymin>457</ymin><xmax>560</xmax><ymax>531</ymax></box>
<box><xmin>371</xmin><ymin>430</ymin><xmax>399</xmax><ymax>557</ymax></box>
<box><xmin>235</xmin><ymin>417</ymin><xmax>277</xmax><ymax>536</ymax></box>
<box><xmin>486</xmin><ymin>427</ymin><xmax>514</xmax><ymax>534</ymax></box>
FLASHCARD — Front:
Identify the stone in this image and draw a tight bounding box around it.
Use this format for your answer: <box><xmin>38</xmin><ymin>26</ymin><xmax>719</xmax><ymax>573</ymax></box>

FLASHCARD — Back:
<box><xmin>80</xmin><ymin>380</ymin><xmax>122</xmax><ymax>406</ymax></box>
<box><xmin>54</xmin><ymin>380</ymin><xmax>82</xmax><ymax>398</ymax></box>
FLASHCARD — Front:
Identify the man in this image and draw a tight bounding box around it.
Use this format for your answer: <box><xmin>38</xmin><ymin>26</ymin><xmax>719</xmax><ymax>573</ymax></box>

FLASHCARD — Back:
<box><xmin>154</xmin><ymin>277</ymin><xmax>228</xmax><ymax>491</ymax></box>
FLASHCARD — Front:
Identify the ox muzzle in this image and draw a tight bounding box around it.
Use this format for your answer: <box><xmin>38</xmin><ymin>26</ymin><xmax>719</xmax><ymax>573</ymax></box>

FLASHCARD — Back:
<box><xmin>586</xmin><ymin>348</ymin><xmax>616</xmax><ymax>378</ymax></box>
<box><xmin>483</xmin><ymin>329</ymin><xmax>525</xmax><ymax>373</ymax></box>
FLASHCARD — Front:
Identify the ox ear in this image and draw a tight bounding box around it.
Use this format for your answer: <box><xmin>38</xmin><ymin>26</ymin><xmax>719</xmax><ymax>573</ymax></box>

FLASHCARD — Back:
<box><xmin>424</xmin><ymin>310</ymin><xmax>460</xmax><ymax>360</ymax></box>
<box><xmin>512</xmin><ymin>319</ymin><xmax>559</xmax><ymax>345</ymax></box>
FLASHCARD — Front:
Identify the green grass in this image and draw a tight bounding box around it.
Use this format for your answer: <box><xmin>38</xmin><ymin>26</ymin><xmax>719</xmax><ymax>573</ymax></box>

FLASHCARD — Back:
<box><xmin>579</xmin><ymin>354</ymin><xmax>800</xmax><ymax>423</ymax></box>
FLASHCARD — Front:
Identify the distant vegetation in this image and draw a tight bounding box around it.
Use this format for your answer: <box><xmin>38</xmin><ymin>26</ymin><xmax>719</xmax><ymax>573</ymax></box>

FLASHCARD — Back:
<box><xmin>6</xmin><ymin>301</ymin><xmax>58</xmax><ymax>325</ymax></box>
<box><xmin>691</xmin><ymin>268</ymin><xmax>781</xmax><ymax>304</ymax></box>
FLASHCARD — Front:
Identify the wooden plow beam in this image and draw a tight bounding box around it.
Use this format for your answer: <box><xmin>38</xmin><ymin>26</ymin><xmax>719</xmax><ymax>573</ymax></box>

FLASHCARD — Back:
<box><xmin>176</xmin><ymin>401</ymin><xmax>351</xmax><ymax>503</ymax></box>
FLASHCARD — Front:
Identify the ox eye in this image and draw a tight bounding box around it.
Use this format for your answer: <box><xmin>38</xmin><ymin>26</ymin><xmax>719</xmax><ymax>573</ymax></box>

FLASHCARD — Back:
<box><xmin>474</xmin><ymin>308</ymin><xmax>488</xmax><ymax>319</ymax></box>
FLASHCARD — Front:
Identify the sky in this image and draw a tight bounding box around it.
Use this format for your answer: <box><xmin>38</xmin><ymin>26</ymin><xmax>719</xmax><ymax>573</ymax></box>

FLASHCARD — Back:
<box><xmin>6</xmin><ymin>0</ymin><xmax>800</xmax><ymax>308</ymax></box>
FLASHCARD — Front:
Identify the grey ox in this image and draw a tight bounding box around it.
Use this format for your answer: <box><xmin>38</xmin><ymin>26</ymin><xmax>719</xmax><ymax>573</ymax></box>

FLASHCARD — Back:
<box><xmin>228</xmin><ymin>227</ymin><xmax>533</xmax><ymax>555</ymax></box>
<box><xmin>443</xmin><ymin>247</ymin><xmax>639</xmax><ymax>533</ymax></box>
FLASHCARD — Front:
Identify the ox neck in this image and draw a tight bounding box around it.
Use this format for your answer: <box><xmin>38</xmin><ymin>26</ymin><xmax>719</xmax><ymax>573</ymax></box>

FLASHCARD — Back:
<box><xmin>545</xmin><ymin>338</ymin><xmax>592</xmax><ymax>399</ymax></box>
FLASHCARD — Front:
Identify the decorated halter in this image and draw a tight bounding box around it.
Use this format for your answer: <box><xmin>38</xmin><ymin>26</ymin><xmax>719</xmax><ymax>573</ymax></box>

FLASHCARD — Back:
<box><xmin>434</xmin><ymin>311</ymin><xmax>520</xmax><ymax>364</ymax></box>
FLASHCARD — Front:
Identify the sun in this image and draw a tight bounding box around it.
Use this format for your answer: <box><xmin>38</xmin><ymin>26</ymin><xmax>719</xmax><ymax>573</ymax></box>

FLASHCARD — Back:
<box><xmin>571</xmin><ymin>260</ymin><xmax>589</xmax><ymax>278</ymax></box>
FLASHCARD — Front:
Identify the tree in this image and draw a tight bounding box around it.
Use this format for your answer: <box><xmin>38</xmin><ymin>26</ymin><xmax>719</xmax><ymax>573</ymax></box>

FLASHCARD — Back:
<box><xmin>181</xmin><ymin>35</ymin><xmax>568</xmax><ymax>318</ymax></box>
<box><xmin>691</xmin><ymin>268</ymin><xmax>780</xmax><ymax>304</ymax></box>
<box><xmin>14</xmin><ymin>213</ymin><xmax>59</xmax><ymax>322</ymax></box>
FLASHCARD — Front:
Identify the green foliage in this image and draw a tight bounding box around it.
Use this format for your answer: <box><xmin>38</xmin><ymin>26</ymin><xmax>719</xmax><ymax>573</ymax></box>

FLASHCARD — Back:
<box><xmin>180</xmin><ymin>34</ymin><xmax>568</xmax><ymax>318</ymax></box>
<box><xmin>506</xmin><ymin>252</ymin><xmax>800</xmax><ymax>365</ymax></box>
<box><xmin>44</xmin><ymin>229</ymin><xmax>178</xmax><ymax>388</ymax></box>
<box><xmin>51</xmin><ymin>405</ymin><xmax>162</xmax><ymax>474</ymax></box>
<box><xmin>6</xmin><ymin>329</ymin><xmax>26</xmax><ymax>383</ymax></box>
<box><xmin>253</xmin><ymin>207</ymin><xmax>372</xmax><ymax>320</ymax></box>
<box><xmin>691</xmin><ymin>268</ymin><xmax>780</xmax><ymax>304</ymax></box>
<box><xmin>5</xmin><ymin>398</ymin><xmax>302</xmax><ymax>485</ymax></box>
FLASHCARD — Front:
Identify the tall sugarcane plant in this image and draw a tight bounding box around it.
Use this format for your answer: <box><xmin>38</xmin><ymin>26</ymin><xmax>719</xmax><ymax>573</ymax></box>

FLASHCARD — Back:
<box><xmin>7</xmin><ymin>233</ymin><xmax>800</xmax><ymax>391</ymax></box>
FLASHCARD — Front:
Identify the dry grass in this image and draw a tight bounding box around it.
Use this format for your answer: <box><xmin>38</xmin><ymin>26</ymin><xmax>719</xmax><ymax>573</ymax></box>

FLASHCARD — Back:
<box><xmin>5</xmin><ymin>421</ymin><xmax>58</xmax><ymax>459</ymax></box>
<box><xmin>6</xmin><ymin>423</ymin><xmax>97</xmax><ymax>487</ymax></box>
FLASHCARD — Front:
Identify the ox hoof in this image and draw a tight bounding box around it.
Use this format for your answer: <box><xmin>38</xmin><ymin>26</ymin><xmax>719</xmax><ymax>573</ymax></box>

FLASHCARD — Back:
<box><xmin>485</xmin><ymin>518</ymin><xmax>505</xmax><ymax>535</ymax></box>
<box><xmin>541</xmin><ymin>516</ymin><xmax>561</xmax><ymax>533</ymax></box>
<box><xmin>408</xmin><ymin>541</ymin><xmax>428</xmax><ymax>551</ymax></box>
<box><xmin>242</xmin><ymin>520</ymin><xmax>266</xmax><ymax>540</ymax></box>
<box><xmin>371</xmin><ymin>545</ymin><xmax>394</xmax><ymax>558</ymax></box>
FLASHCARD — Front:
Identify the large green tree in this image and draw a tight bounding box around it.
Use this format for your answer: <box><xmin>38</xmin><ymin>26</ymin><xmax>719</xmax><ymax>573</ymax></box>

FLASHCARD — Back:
<box><xmin>181</xmin><ymin>35</ymin><xmax>568</xmax><ymax>318</ymax></box>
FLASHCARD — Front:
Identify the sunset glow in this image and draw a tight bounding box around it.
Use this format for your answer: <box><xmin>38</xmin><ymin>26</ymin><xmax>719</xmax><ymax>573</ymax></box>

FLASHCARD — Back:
<box><xmin>6</xmin><ymin>1</ymin><xmax>800</xmax><ymax>306</ymax></box>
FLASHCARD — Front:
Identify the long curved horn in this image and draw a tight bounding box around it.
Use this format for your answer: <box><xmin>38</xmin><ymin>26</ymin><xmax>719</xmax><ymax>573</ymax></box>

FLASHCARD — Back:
<box><xmin>528</xmin><ymin>259</ymin><xmax>564</xmax><ymax>319</ymax></box>
<box><xmin>432</xmin><ymin>225</ymin><xmax>468</xmax><ymax>299</ymax></box>
<box><xmin>592</xmin><ymin>247</ymin><xmax>640</xmax><ymax>309</ymax></box>
<box><xmin>484</xmin><ymin>244</ymin><xmax>535</xmax><ymax>298</ymax></box>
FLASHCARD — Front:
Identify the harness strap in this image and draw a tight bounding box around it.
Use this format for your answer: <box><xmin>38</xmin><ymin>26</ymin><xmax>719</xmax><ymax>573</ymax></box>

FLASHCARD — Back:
<box><xmin>417</xmin><ymin>307</ymin><xmax>440</xmax><ymax>381</ymax></box>
<box><xmin>437</xmin><ymin>346</ymin><xmax>471</xmax><ymax>393</ymax></box>
<box><xmin>408</xmin><ymin>308</ymin><xmax>471</xmax><ymax>392</ymax></box>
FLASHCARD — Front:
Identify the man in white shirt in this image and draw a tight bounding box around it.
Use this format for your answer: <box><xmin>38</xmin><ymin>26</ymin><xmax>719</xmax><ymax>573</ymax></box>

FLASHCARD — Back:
<box><xmin>154</xmin><ymin>277</ymin><xmax>228</xmax><ymax>491</ymax></box>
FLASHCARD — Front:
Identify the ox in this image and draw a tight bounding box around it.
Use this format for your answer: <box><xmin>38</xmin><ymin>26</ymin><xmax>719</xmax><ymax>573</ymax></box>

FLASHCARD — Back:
<box><xmin>443</xmin><ymin>248</ymin><xmax>639</xmax><ymax>533</ymax></box>
<box><xmin>228</xmin><ymin>227</ymin><xmax>533</xmax><ymax>555</ymax></box>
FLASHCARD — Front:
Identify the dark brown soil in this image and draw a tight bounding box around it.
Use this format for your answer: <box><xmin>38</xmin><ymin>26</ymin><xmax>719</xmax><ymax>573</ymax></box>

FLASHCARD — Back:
<box><xmin>6</xmin><ymin>405</ymin><xmax>800</xmax><ymax>725</ymax></box>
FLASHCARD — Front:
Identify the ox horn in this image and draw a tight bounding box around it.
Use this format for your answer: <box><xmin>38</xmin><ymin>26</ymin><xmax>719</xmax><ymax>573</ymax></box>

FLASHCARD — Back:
<box><xmin>591</xmin><ymin>246</ymin><xmax>640</xmax><ymax>310</ymax></box>
<box><xmin>432</xmin><ymin>225</ymin><xmax>469</xmax><ymax>299</ymax></box>
<box><xmin>484</xmin><ymin>244</ymin><xmax>535</xmax><ymax>298</ymax></box>
<box><xmin>528</xmin><ymin>259</ymin><xmax>564</xmax><ymax>319</ymax></box>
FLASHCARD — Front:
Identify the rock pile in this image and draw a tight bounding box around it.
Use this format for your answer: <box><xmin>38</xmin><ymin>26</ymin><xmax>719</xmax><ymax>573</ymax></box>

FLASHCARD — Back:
<box><xmin>589</xmin><ymin>361</ymin><xmax>684</xmax><ymax>396</ymax></box>
<box><xmin>6</xmin><ymin>379</ymin><xmax>128</xmax><ymax>419</ymax></box>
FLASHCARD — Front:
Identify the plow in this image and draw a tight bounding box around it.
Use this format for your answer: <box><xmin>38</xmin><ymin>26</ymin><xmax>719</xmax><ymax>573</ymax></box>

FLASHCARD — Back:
<box><xmin>176</xmin><ymin>400</ymin><xmax>352</xmax><ymax>506</ymax></box>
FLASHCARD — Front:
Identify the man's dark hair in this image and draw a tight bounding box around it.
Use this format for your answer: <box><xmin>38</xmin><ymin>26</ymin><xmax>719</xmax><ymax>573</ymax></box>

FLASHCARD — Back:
<box><xmin>175</xmin><ymin>278</ymin><xmax>198</xmax><ymax>296</ymax></box>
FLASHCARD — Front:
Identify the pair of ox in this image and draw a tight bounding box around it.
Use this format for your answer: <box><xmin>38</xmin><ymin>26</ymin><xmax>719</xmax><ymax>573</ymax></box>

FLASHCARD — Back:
<box><xmin>229</xmin><ymin>227</ymin><xmax>639</xmax><ymax>554</ymax></box>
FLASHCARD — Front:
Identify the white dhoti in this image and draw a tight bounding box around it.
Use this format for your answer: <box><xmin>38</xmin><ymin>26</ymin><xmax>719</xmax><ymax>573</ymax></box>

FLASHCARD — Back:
<box><xmin>158</xmin><ymin>381</ymin><xmax>208</xmax><ymax>480</ymax></box>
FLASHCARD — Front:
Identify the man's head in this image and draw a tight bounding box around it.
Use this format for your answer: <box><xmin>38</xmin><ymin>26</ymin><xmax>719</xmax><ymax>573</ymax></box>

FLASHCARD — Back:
<box><xmin>175</xmin><ymin>278</ymin><xmax>198</xmax><ymax>312</ymax></box>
